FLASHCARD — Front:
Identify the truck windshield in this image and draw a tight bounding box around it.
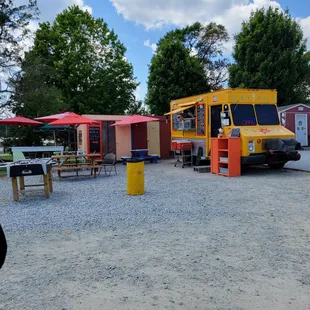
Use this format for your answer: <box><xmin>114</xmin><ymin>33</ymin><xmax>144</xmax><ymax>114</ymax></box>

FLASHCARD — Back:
<box><xmin>231</xmin><ymin>104</ymin><xmax>257</xmax><ymax>126</ymax></box>
<box><xmin>255</xmin><ymin>104</ymin><xmax>279</xmax><ymax>125</ymax></box>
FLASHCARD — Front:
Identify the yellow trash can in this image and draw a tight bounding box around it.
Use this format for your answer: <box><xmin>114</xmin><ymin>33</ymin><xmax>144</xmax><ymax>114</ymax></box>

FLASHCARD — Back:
<box><xmin>127</xmin><ymin>159</ymin><xmax>144</xmax><ymax>195</ymax></box>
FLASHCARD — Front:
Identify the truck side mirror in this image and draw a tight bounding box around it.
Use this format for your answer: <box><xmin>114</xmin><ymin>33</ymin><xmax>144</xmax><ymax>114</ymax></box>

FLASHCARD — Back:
<box><xmin>221</xmin><ymin>119</ymin><xmax>230</xmax><ymax>126</ymax></box>
<box><xmin>220</xmin><ymin>111</ymin><xmax>230</xmax><ymax>126</ymax></box>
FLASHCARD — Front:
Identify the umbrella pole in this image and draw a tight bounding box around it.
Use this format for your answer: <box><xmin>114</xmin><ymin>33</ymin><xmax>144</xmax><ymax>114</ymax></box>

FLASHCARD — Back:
<box><xmin>53</xmin><ymin>131</ymin><xmax>56</xmax><ymax>146</ymax></box>
<box><xmin>74</xmin><ymin>125</ymin><xmax>77</xmax><ymax>152</ymax></box>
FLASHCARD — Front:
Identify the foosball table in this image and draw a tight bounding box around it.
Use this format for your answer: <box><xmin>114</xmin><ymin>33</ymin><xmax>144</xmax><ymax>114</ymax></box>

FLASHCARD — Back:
<box><xmin>6</xmin><ymin>159</ymin><xmax>54</xmax><ymax>201</ymax></box>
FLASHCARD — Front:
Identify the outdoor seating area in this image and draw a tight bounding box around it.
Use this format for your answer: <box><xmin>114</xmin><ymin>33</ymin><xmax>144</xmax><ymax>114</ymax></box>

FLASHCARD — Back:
<box><xmin>52</xmin><ymin>153</ymin><xmax>101</xmax><ymax>179</ymax></box>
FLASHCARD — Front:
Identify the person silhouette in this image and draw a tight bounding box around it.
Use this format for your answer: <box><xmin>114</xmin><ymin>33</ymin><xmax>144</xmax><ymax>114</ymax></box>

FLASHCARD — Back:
<box><xmin>0</xmin><ymin>224</ymin><xmax>7</xmax><ymax>269</ymax></box>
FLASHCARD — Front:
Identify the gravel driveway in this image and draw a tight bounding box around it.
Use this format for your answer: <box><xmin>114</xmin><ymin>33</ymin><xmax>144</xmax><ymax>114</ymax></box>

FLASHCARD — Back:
<box><xmin>0</xmin><ymin>161</ymin><xmax>309</xmax><ymax>310</ymax></box>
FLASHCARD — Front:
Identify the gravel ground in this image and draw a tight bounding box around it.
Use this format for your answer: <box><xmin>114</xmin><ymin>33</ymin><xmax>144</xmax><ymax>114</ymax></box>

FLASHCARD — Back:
<box><xmin>0</xmin><ymin>161</ymin><xmax>309</xmax><ymax>310</ymax></box>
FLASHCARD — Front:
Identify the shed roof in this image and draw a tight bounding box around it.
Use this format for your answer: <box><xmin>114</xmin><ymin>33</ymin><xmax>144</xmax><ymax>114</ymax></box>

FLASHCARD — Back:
<box><xmin>278</xmin><ymin>104</ymin><xmax>310</xmax><ymax>112</ymax></box>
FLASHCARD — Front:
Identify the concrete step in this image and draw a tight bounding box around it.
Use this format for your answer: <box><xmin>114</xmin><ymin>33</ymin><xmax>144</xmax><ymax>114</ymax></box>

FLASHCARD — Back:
<box><xmin>193</xmin><ymin>166</ymin><xmax>211</xmax><ymax>173</ymax></box>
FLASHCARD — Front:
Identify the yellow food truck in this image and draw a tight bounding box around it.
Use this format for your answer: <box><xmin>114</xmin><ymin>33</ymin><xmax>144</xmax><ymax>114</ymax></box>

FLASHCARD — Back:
<box><xmin>165</xmin><ymin>88</ymin><xmax>301</xmax><ymax>168</ymax></box>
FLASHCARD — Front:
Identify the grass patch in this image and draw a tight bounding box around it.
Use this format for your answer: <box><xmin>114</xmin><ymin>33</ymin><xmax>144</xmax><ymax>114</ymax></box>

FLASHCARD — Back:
<box><xmin>1</xmin><ymin>155</ymin><xmax>13</xmax><ymax>161</ymax></box>
<box><xmin>0</xmin><ymin>167</ymin><xmax>7</xmax><ymax>177</ymax></box>
<box><xmin>0</xmin><ymin>153</ymin><xmax>13</xmax><ymax>161</ymax></box>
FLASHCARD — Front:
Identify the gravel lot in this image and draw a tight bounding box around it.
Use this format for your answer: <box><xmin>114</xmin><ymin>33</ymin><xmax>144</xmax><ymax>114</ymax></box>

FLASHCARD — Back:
<box><xmin>0</xmin><ymin>161</ymin><xmax>309</xmax><ymax>310</ymax></box>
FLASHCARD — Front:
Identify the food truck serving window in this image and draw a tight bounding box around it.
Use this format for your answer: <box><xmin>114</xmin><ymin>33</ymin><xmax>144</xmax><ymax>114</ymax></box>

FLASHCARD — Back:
<box><xmin>255</xmin><ymin>104</ymin><xmax>279</xmax><ymax>125</ymax></box>
<box><xmin>231</xmin><ymin>104</ymin><xmax>257</xmax><ymax>126</ymax></box>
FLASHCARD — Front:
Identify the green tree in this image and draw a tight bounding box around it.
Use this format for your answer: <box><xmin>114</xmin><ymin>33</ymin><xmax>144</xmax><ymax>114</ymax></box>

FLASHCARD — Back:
<box><xmin>30</xmin><ymin>5</ymin><xmax>137</xmax><ymax>114</ymax></box>
<box><xmin>8</xmin><ymin>53</ymin><xmax>65</xmax><ymax>118</ymax></box>
<box><xmin>229</xmin><ymin>7</ymin><xmax>310</xmax><ymax>106</ymax></box>
<box><xmin>126</xmin><ymin>100</ymin><xmax>149</xmax><ymax>115</ymax></box>
<box><xmin>0</xmin><ymin>0</ymin><xmax>38</xmax><ymax>111</ymax></box>
<box><xmin>170</xmin><ymin>22</ymin><xmax>230</xmax><ymax>89</ymax></box>
<box><xmin>146</xmin><ymin>22</ymin><xmax>229</xmax><ymax>115</ymax></box>
<box><xmin>146</xmin><ymin>40</ymin><xmax>208</xmax><ymax>115</ymax></box>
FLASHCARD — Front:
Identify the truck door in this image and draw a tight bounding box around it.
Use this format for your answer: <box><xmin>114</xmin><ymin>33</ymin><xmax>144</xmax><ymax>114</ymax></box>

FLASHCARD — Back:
<box><xmin>210</xmin><ymin>105</ymin><xmax>222</xmax><ymax>137</ymax></box>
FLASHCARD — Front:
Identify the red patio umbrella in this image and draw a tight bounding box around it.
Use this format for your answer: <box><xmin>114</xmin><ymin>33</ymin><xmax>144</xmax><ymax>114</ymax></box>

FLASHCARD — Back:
<box><xmin>110</xmin><ymin>114</ymin><xmax>159</xmax><ymax>126</ymax></box>
<box><xmin>50</xmin><ymin>113</ymin><xmax>99</xmax><ymax>152</ymax></box>
<box><xmin>0</xmin><ymin>116</ymin><xmax>43</xmax><ymax>126</ymax></box>
<box><xmin>49</xmin><ymin>113</ymin><xmax>99</xmax><ymax>126</ymax></box>
<box><xmin>35</xmin><ymin>112</ymin><xmax>71</xmax><ymax>123</ymax></box>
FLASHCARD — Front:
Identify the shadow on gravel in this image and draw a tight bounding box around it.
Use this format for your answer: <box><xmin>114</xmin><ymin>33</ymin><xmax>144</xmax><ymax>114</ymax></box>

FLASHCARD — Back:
<box><xmin>241</xmin><ymin>165</ymin><xmax>295</xmax><ymax>177</ymax></box>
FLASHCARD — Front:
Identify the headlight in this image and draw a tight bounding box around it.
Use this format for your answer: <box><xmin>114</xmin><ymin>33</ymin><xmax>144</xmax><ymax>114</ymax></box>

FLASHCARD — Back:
<box><xmin>248</xmin><ymin>141</ymin><xmax>255</xmax><ymax>152</ymax></box>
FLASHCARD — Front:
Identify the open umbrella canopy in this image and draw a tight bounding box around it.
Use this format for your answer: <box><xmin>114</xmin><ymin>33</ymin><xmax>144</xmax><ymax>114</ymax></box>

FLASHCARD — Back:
<box><xmin>34</xmin><ymin>112</ymin><xmax>72</xmax><ymax>123</ymax></box>
<box><xmin>33</xmin><ymin>123</ymin><xmax>73</xmax><ymax>132</ymax></box>
<box><xmin>0</xmin><ymin>116</ymin><xmax>43</xmax><ymax>126</ymax></box>
<box><xmin>111</xmin><ymin>115</ymin><xmax>159</xmax><ymax>126</ymax></box>
<box><xmin>49</xmin><ymin>113</ymin><xmax>99</xmax><ymax>126</ymax></box>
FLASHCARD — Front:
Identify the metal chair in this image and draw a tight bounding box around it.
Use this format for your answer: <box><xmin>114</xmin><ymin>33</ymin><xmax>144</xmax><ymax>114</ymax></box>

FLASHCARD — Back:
<box><xmin>98</xmin><ymin>153</ymin><xmax>117</xmax><ymax>176</ymax></box>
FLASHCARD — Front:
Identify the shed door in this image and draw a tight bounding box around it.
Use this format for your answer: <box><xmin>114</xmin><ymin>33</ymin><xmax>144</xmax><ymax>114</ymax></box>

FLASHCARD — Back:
<box><xmin>295</xmin><ymin>114</ymin><xmax>308</xmax><ymax>146</ymax></box>
<box><xmin>147</xmin><ymin>121</ymin><xmax>160</xmax><ymax>155</ymax></box>
<box><xmin>102</xmin><ymin>121</ymin><xmax>116</xmax><ymax>155</ymax></box>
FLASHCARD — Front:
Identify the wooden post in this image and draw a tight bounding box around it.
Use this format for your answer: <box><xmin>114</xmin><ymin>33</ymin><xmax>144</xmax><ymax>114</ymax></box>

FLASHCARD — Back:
<box><xmin>12</xmin><ymin>178</ymin><xmax>19</xmax><ymax>201</ymax></box>
<box><xmin>43</xmin><ymin>174</ymin><xmax>50</xmax><ymax>199</ymax></box>
<box><xmin>57</xmin><ymin>158</ymin><xmax>61</xmax><ymax>179</ymax></box>
<box><xmin>48</xmin><ymin>171</ymin><xmax>53</xmax><ymax>193</ymax></box>
<box><xmin>19</xmin><ymin>176</ymin><xmax>25</xmax><ymax>190</ymax></box>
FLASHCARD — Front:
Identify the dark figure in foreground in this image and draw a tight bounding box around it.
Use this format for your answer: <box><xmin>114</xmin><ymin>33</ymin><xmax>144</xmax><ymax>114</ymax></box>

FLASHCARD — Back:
<box><xmin>0</xmin><ymin>224</ymin><xmax>7</xmax><ymax>269</ymax></box>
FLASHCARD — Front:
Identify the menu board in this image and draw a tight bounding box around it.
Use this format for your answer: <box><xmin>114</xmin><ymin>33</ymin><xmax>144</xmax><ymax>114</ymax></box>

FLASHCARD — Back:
<box><xmin>89</xmin><ymin>126</ymin><xmax>100</xmax><ymax>153</ymax></box>
<box><xmin>197</xmin><ymin>104</ymin><xmax>205</xmax><ymax>135</ymax></box>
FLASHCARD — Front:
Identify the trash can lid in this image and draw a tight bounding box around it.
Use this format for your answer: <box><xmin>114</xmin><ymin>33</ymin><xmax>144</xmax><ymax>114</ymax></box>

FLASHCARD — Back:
<box><xmin>127</xmin><ymin>158</ymin><xmax>144</xmax><ymax>163</ymax></box>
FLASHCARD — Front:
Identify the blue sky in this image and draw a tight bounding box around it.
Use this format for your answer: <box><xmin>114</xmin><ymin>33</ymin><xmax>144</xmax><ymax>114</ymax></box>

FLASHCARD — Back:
<box><xmin>30</xmin><ymin>0</ymin><xmax>310</xmax><ymax>101</ymax></box>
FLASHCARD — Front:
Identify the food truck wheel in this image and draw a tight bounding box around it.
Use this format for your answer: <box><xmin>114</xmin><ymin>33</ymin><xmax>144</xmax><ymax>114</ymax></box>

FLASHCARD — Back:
<box><xmin>268</xmin><ymin>163</ymin><xmax>285</xmax><ymax>169</ymax></box>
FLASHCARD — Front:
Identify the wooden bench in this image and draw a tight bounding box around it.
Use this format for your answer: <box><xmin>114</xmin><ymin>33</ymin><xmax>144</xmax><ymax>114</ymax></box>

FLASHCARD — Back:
<box><xmin>55</xmin><ymin>165</ymin><xmax>100</xmax><ymax>178</ymax></box>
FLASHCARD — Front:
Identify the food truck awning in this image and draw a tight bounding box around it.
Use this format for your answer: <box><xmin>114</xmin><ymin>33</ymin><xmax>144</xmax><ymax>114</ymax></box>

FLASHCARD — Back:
<box><xmin>164</xmin><ymin>104</ymin><xmax>196</xmax><ymax>116</ymax></box>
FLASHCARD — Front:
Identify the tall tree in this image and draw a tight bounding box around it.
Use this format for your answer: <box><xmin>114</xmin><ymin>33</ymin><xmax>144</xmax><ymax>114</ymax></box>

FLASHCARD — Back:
<box><xmin>146</xmin><ymin>40</ymin><xmax>209</xmax><ymax>115</ymax></box>
<box><xmin>8</xmin><ymin>53</ymin><xmax>65</xmax><ymax>118</ymax></box>
<box><xmin>146</xmin><ymin>22</ymin><xmax>229</xmax><ymax>115</ymax></box>
<box><xmin>169</xmin><ymin>22</ymin><xmax>230</xmax><ymax>89</ymax></box>
<box><xmin>229</xmin><ymin>7</ymin><xmax>310</xmax><ymax>106</ymax></box>
<box><xmin>29</xmin><ymin>5</ymin><xmax>137</xmax><ymax>114</ymax></box>
<box><xmin>0</xmin><ymin>0</ymin><xmax>38</xmax><ymax>111</ymax></box>
<box><xmin>126</xmin><ymin>100</ymin><xmax>149</xmax><ymax>115</ymax></box>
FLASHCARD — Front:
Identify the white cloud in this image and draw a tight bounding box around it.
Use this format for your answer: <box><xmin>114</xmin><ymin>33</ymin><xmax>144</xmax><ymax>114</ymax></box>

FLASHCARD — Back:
<box><xmin>110</xmin><ymin>0</ymin><xmax>310</xmax><ymax>52</ymax></box>
<box><xmin>16</xmin><ymin>0</ymin><xmax>92</xmax><ymax>23</ymax></box>
<box><xmin>134</xmin><ymin>85</ymin><xmax>142</xmax><ymax>100</ymax></box>
<box><xmin>144</xmin><ymin>40</ymin><xmax>157</xmax><ymax>53</ymax></box>
<box><xmin>299</xmin><ymin>17</ymin><xmax>310</xmax><ymax>47</ymax></box>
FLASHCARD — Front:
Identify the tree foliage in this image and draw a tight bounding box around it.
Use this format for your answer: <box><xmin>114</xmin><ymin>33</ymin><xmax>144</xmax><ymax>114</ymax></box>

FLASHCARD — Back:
<box><xmin>0</xmin><ymin>0</ymin><xmax>38</xmax><ymax>110</ymax></box>
<box><xmin>27</xmin><ymin>5</ymin><xmax>137</xmax><ymax>115</ymax></box>
<box><xmin>229</xmin><ymin>7</ymin><xmax>310</xmax><ymax>106</ymax></box>
<box><xmin>8</xmin><ymin>53</ymin><xmax>65</xmax><ymax>118</ymax></box>
<box><xmin>146</xmin><ymin>22</ymin><xmax>229</xmax><ymax>115</ymax></box>
<box><xmin>126</xmin><ymin>100</ymin><xmax>149</xmax><ymax>115</ymax></box>
<box><xmin>167</xmin><ymin>22</ymin><xmax>230</xmax><ymax>89</ymax></box>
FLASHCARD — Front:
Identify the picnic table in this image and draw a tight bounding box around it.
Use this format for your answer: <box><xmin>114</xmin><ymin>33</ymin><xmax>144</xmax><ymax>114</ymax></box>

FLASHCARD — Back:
<box><xmin>51</xmin><ymin>154</ymin><xmax>101</xmax><ymax>179</ymax></box>
<box><xmin>121</xmin><ymin>149</ymin><xmax>159</xmax><ymax>164</ymax></box>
